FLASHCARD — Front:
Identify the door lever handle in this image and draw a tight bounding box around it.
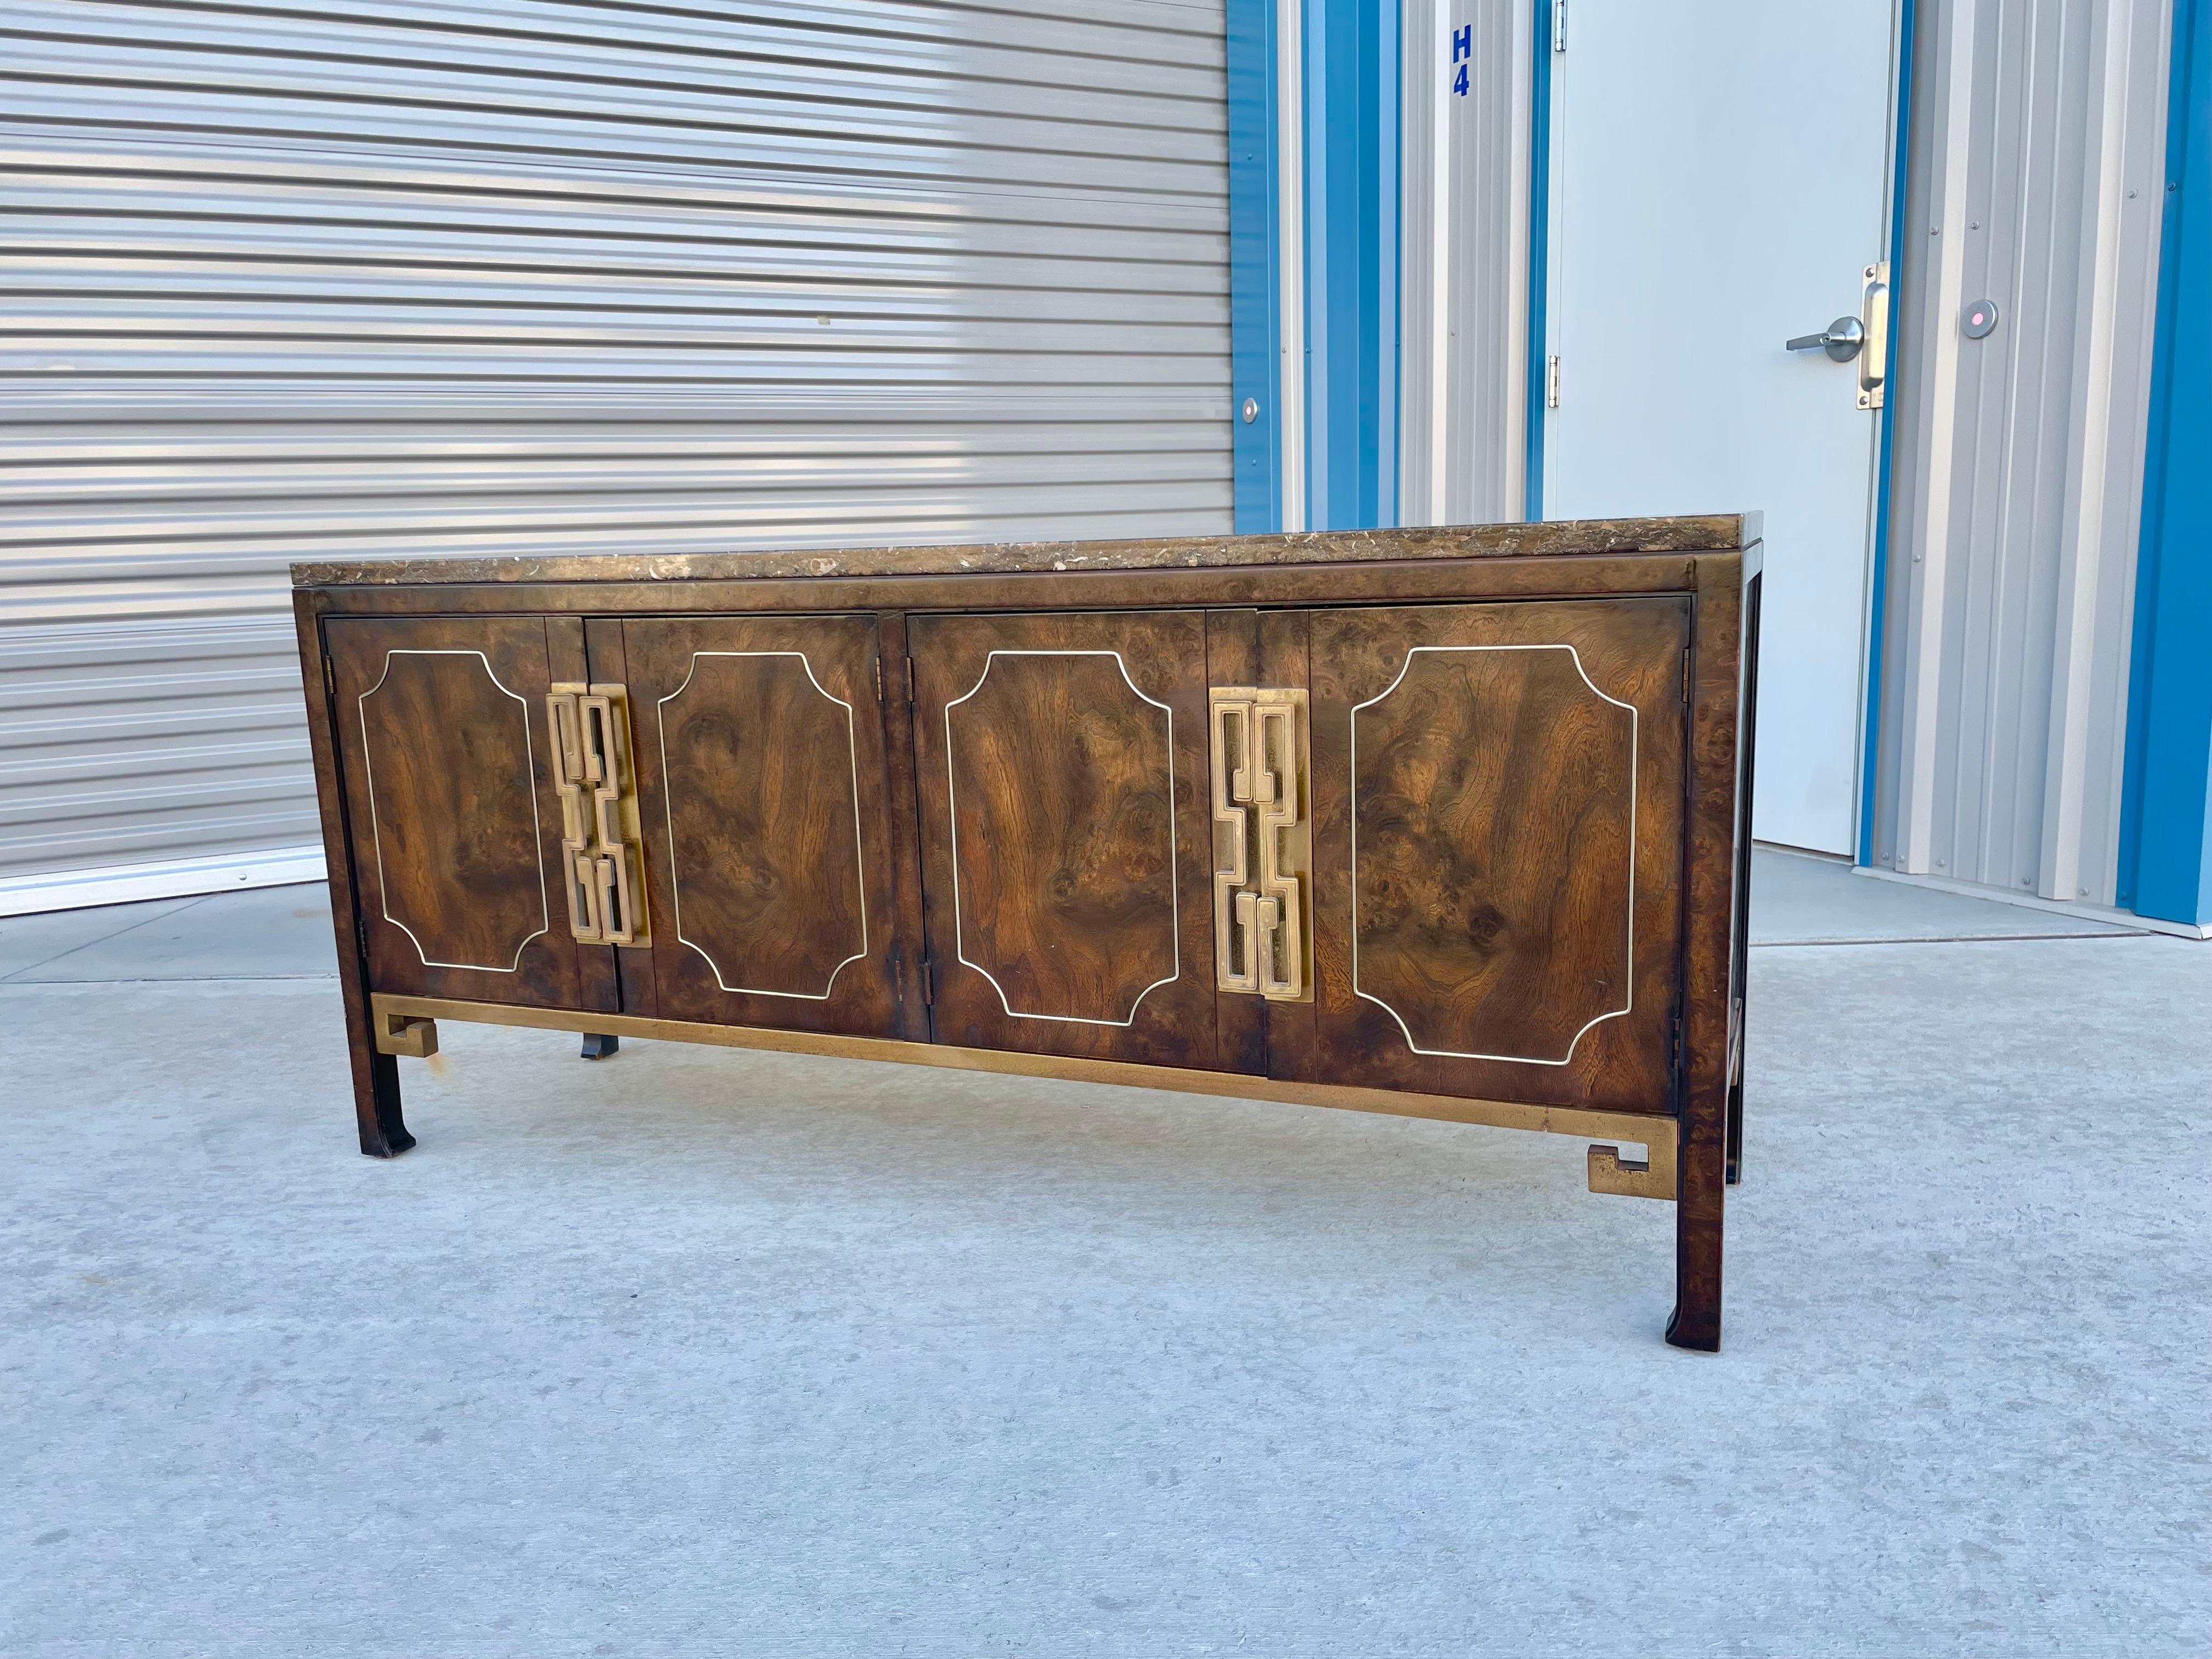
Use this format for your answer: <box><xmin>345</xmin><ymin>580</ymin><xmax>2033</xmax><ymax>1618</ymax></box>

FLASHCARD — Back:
<box><xmin>1785</xmin><ymin>315</ymin><xmax>1866</xmax><ymax>361</ymax></box>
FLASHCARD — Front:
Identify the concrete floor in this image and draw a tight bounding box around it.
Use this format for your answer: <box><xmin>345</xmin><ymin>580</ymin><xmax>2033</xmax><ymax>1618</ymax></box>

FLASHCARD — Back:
<box><xmin>4</xmin><ymin>850</ymin><xmax>2205</xmax><ymax>1656</ymax></box>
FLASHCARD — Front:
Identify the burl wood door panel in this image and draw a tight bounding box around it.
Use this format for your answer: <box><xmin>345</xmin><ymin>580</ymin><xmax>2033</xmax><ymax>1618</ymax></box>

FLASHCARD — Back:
<box><xmin>325</xmin><ymin>616</ymin><xmax>593</xmax><ymax>1009</ymax></box>
<box><xmin>620</xmin><ymin>615</ymin><xmax>913</xmax><ymax>1039</ymax></box>
<box><xmin>909</xmin><ymin>611</ymin><xmax>1218</xmax><ymax>1068</ymax></box>
<box><xmin>1291</xmin><ymin>599</ymin><xmax>1689</xmax><ymax>1113</ymax></box>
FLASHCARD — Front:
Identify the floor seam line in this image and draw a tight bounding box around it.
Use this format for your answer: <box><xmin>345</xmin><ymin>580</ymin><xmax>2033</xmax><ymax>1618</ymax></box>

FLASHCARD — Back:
<box><xmin>1</xmin><ymin>973</ymin><xmax>341</xmax><ymax>986</ymax></box>
<box><xmin>0</xmin><ymin>896</ymin><xmax>216</xmax><ymax>984</ymax></box>
<box><xmin>1751</xmin><ymin>931</ymin><xmax>2151</xmax><ymax>949</ymax></box>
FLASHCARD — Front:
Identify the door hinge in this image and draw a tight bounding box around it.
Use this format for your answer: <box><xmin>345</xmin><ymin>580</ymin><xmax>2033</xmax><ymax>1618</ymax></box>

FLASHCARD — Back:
<box><xmin>1553</xmin><ymin>0</ymin><xmax>1568</xmax><ymax>53</ymax></box>
<box><xmin>920</xmin><ymin>957</ymin><xmax>936</xmax><ymax>1006</ymax></box>
<box><xmin>1671</xmin><ymin>1014</ymin><xmax>1684</xmax><ymax>1074</ymax></box>
<box><xmin>873</xmin><ymin>654</ymin><xmax>884</xmax><ymax>702</ymax></box>
<box><xmin>904</xmin><ymin>655</ymin><xmax>917</xmax><ymax>705</ymax></box>
<box><xmin>1682</xmin><ymin>646</ymin><xmax>1692</xmax><ymax>704</ymax></box>
<box><xmin>322</xmin><ymin>654</ymin><xmax>335</xmax><ymax>696</ymax></box>
<box><xmin>1546</xmin><ymin>354</ymin><xmax>1562</xmax><ymax>409</ymax></box>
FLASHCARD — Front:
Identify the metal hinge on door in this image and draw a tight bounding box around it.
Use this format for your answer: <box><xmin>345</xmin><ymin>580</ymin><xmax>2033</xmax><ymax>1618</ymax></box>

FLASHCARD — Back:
<box><xmin>919</xmin><ymin>957</ymin><xmax>936</xmax><ymax>1006</ymax></box>
<box><xmin>1209</xmin><ymin>687</ymin><xmax>1312</xmax><ymax>1001</ymax></box>
<box><xmin>1553</xmin><ymin>0</ymin><xmax>1567</xmax><ymax>52</ymax></box>
<box><xmin>323</xmin><ymin>654</ymin><xmax>335</xmax><ymax>696</ymax></box>
<box><xmin>547</xmin><ymin>682</ymin><xmax>651</xmax><ymax>946</ymax></box>
<box><xmin>1547</xmin><ymin>354</ymin><xmax>1562</xmax><ymax>409</ymax></box>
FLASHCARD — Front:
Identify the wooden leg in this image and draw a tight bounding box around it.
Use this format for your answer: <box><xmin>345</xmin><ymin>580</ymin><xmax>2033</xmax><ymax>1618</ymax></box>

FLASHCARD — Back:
<box><xmin>295</xmin><ymin>594</ymin><xmax>416</xmax><ymax>1160</ymax></box>
<box><xmin>347</xmin><ymin>1009</ymin><xmax>415</xmax><ymax>1158</ymax></box>
<box><xmin>1725</xmin><ymin>1069</ymin><xmax>1746</xmax><ymax>1187</ymax></box>
<box><xmin>1671</xmin><ymin>558</ymin><xmax>1754</xmax><ymax>1348</ymax></box>
<box><xmin>580</xmin><ymin>1032</ymin><xmax>620</xmax><ymax>1060</ymax></box>
<box><xmin>1667</xmin><ymin>1081</ymin><xmax>1725</xmax><ymax>1352</ymax></box>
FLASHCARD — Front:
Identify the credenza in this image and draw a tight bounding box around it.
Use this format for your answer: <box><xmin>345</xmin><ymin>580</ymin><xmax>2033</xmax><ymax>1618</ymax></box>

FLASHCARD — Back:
<box><xmin>293</xmin><ymin>516</ymin><xmax>1760</xmax><ymax>1349</ymax></box>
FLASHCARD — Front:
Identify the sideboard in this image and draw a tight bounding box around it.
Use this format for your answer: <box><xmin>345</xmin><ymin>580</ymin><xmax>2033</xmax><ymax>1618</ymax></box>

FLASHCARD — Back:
<box><xmin>292</xmin><ymin>516</ymin><xmax>1760</xmax><ymax>1350</ymax></box>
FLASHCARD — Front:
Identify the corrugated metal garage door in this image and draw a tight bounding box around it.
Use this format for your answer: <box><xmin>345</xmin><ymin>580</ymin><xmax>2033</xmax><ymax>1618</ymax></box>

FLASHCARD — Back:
<box><xmin>0</xmin><ymin>0</ymin><xmax>1233</xmax><ymax>907</ymax></box>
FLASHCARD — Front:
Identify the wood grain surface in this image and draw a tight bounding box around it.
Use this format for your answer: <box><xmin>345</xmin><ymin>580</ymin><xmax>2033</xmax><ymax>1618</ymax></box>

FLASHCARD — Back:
<box><xmin>324</xmin><ymin>614</ymin><xmax>591</xmax><ymax>1010</ymax></box>
<box><xmin>294</xmin><ymin>594</ymin><xmax>410</xmax><ymax>1156</ymax></box>
<box><xmin>1669</xmin><ymin>558</ymin><xmax>1754</xmax><ymax>1350</ymax></box>
<box><xmin>1351</xmin><ymin>642</ymin><xmax>1635</xmax><ymax>1060</ymax></box>
<box><xmin>909</xmin><ymin>610</ymin><xmax>1217</xmax><ymax>1068</ymax></box>
<box><xmin>1299</xmin><ymin>599</ymin><xmax>1689</xmax><ymax>1113</ymax></box>
<box><xmin>622</xmin><ymin>614</ymin><xmax>907</xmax><ymax>1039</ymax></box>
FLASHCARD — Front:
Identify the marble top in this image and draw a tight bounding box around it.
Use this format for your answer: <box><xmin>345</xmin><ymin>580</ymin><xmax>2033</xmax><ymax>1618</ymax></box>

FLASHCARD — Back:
<box><xmin>293</xmin><ymin>514</ymin><xmax>1759</xmax><ymax>588</ymax></box>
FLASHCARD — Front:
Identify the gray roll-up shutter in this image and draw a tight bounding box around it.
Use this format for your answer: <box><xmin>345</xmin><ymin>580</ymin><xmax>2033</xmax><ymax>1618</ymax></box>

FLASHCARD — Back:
<box><xmin>0</xmin><ymin>0</ymin><xmax>1232</xmax><ymax>906</ymax></box>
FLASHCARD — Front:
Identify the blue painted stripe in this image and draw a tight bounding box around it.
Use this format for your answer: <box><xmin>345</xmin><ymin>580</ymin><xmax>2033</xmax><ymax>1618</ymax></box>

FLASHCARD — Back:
<box><xmin>1306</xmin><ymin>0</ymin><xmax>1398</xmax><ymax>531</ymax></box>
<box><xmin>1525</xmin><ymin>0</ymin><xmax>1552</xmax><ymax>520</ymax></box>
<box><xmin>1227</xmin><ymin>0</ymin><xmax>1282</xmax><ymax>533</ymax></box>
<box><xmin>1858</xmin><ymin>0</ymin><xmax>1918</xmax><ymax>867</ymax></box>
<box><xmin>1381</xmin><ymin>0</ymin><xmax>1401</xmax><ymax>521</ymax></box>
<box><xmin>2118</xmin><ymin>0</ymin><xmax>2212</xmax><ymax>924</ymax></box>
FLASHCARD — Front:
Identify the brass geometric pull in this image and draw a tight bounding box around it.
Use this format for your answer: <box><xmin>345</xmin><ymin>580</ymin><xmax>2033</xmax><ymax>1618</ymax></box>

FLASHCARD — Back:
<box><xmin>1210</xmin><ymin>686</ymin><xmax>1310</xmax><ymax>1001</ymax></box>
<box><xmin>548</xmin><ymin>681</ymin><xmax>650</xmax><ymax>947</ymax></box>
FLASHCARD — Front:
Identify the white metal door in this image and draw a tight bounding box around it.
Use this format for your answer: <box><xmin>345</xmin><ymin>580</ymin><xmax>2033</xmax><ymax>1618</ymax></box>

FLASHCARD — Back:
<box><xmin>1541</xmin><ymin>0</ymin><xmax>1898</xmax><ymax>854</ymax></box>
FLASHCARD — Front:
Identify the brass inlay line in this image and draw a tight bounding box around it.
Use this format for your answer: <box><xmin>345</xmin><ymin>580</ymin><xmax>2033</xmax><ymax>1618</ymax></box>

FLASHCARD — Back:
<box><xmin>1350</xmin><ymin>644</ymin><xmax>1636</xmax><ymax>1066</ymax></box>
<box><xmin>359</xmin><ymin>648</ymin><xmax>549</xmax><ymax>974</ymax></box>
<box><xmin>944</xmin><ymin>650</ymin><xmax>1181</xmax><ymax>1028</ymax></box>
<box><xmin>655</xmin><ymin>651</ymin><xmax>867</xmax><ymax>1001</ymax></box>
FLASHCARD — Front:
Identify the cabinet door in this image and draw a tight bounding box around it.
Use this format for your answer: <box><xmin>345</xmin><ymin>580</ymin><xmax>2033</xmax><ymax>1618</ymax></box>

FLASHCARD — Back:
<box><xmin>1288</xmin><ymin>599</ymin><xmax>1689</xmax><ymax>1113</ymax></box>
<box><xmin>621</xmin><ymin>615</ymin><xmax>916</xmax><ymax>1039</ymax></box>
<box><xmin>326</xmin><ymin>616</ymin><xmax>597</xmax><ymax>1009</ymax></box>
<box><xmin>909</xmin><ymin>611</ymin><xmax>1219</xmax><ymax>1068</ymax></box>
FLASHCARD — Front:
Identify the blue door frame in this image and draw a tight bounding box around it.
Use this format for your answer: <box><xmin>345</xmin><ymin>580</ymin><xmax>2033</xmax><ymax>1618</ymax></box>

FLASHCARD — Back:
<box><xmin>1228</xmin><ymin>0</ymin><xmax>1399</xmax><ymax>533</ymax></box>
<box><xmin>1858</xmin><ymin>0</ymin><xmax>1918</xmax><ymax>866</ymax></box>
<box><xmin>1525</xmin><ymin>0</ymin><xmax>1552</xmax><ymax>522</ymax></box>
<box><xmin>1228</xmin><ymin>0</ymin><xmax>1282</xmax><ymax>532</ymax></box>
<box><xmin>2119</xmin><ymin>0</ymin><xmax>2212</xmax><ymax>926</ymax></box>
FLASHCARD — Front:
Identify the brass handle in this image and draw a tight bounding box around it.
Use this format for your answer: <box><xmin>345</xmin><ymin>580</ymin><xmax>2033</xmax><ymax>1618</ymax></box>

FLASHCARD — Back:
<box><xmin>548</xmin><ymin>682</ymin><xmax>651</xmax><ymax>946</ymax></box>
<box><xmin>1210</xmin><ymin>686</ymin><xmax>1310</xmax><ymax>1001</ymax></box>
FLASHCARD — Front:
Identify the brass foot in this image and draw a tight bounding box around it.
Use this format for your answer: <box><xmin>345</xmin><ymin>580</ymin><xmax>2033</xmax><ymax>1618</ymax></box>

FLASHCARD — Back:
<box><xmin>1588</xmin><ymin>1136</ymin><xmax>1674</xmax><ymax>1200</ymax></box>
<box><xmin>374</xmin><ymin>1012</ymin><xmax>438</xmax><ymax>1059</ymax></box>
